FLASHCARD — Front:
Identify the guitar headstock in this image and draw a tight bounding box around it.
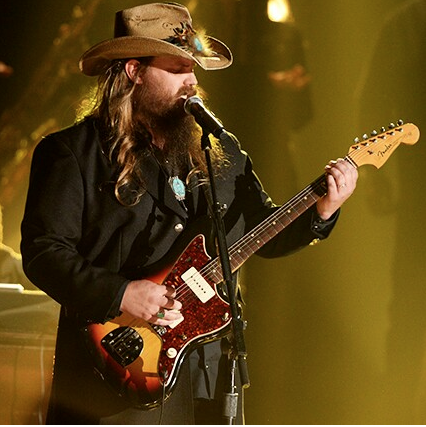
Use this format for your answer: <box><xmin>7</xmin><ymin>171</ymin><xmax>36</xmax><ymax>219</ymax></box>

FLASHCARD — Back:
<box><xmin>347</xmin><ymin>120</ymin><xmax>420</xmax><ymax>169</ymax></box>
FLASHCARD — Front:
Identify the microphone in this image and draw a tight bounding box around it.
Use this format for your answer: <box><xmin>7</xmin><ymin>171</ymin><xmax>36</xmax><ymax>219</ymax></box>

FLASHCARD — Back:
<box><xmin>184</xmin><ymin>96</ymin><xmax>227</xmax><ymax>138</ymax></box>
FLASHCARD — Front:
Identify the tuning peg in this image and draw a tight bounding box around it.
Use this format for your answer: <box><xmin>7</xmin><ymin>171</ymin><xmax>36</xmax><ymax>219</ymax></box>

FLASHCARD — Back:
<box><xmin>371</xmin><ymin>130</ymin><xmax>378</xmax><ymax>136</ymax></box>
<box><xmin>397</xmin><ymin>119</ymin><xmax>404</xmax><ymax>125</ymax></box>
<box><xmin>381</xmin><ymin>127</ymin><xmax>386</xmax><ymax>132</ymax></box>
<box><xmin>362</xmin><ymin>133</ymin><xmax>369</xmax><ymax>140</ymax></box>
<box><xmin>389</xmin><ymin>122</ymin><xmax>396</xmax><ymax>129</ymax></box>
<box><xmin>353</xmin><ymin>137</ymin><xmax>360</xmax><ymax>143</ymax></box>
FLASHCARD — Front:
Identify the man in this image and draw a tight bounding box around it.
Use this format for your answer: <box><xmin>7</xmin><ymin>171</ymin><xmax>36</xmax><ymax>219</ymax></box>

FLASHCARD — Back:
<box><xmin>20</xmin><ymin>2</ymin><xmax>357</xmax><ymax>424</ymax></box>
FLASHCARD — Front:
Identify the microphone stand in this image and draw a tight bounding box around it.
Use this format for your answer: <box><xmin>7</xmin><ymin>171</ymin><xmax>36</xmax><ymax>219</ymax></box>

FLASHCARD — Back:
<box><xmin>200</xmin><ymin>128</ymin><xmax>250</xmax><ymax>424</ymax></box>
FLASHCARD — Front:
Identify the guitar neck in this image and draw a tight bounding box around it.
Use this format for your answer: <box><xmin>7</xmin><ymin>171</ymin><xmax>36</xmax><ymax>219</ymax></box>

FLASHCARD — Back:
<box><xmin>204</xmin><ymin>121</ymin><xmax>421</xmax><ymax>285</ymax></box>
<box><xmin>206</xmin><ymin>172</ymin><xmax>328</xmax><ymax>284</ymax></box>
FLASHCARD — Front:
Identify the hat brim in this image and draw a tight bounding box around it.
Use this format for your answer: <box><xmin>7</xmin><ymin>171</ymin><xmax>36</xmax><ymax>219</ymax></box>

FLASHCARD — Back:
<box><xmin>79</xmin><ymin>35</ymin><xmax>233</xmax><ymax>76</ymax></box>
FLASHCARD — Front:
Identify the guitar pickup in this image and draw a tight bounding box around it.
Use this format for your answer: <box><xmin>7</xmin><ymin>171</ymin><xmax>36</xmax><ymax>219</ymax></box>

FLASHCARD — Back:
<box><xmin>101</xmin><ymin>326</ymin><xmax>143</xmax><ymax>367</ymax></box>
<box><xmin>181</xmin><ymin>267</ymin><xmax>215</xmax><ymax>303</ymax></box>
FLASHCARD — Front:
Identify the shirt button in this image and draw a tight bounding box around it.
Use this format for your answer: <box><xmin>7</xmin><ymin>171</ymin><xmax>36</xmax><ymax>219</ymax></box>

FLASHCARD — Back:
<box><xmin>174</xmin><ymin>223</ymin><xmax>184</xmax><ymax>233</ymax></box>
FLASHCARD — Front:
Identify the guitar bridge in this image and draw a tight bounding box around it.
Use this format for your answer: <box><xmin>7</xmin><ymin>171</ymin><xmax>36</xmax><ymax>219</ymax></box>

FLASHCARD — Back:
<box><xmin>101</xmin><ymin>326</ymin><xmax>143</xmax><ymax>367</ymax></box>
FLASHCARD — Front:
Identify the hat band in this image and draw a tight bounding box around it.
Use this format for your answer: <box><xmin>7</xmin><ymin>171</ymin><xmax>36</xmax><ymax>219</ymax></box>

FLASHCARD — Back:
<box><xmin>164</xmin><ymin>22</ymin><xmax>210</xmax><ymax>56</ymax></box>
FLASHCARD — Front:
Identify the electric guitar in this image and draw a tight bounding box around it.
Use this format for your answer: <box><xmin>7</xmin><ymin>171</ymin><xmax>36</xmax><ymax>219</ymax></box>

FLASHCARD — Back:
<box><xmin>82</xmin><ymin>121</ymin><xmax>419</xmax><ymax>409</ymax></box>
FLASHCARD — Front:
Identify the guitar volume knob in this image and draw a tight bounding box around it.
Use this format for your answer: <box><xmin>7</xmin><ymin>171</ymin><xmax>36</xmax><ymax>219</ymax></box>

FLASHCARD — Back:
<box><xmin>166</xmin><ymin>347</ymin><xmax>178</xmax><ymax>358</ymax></box>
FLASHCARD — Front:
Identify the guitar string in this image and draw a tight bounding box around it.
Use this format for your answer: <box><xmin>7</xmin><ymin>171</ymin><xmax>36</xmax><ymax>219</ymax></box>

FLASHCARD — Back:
<box><xmin>157</xmin><ymin>140</ymin><xmax>374</xmax><ymax>307</ymax></box>
<box><xmin>175</xmin><ymin>152</ymin><xmax>355</xmax><ymax>302</ymax></box>
<box><xmin>101</xmin><ymin>142</ymin><xmax>400</xmax><ymax>408</ymax></box>
<box><xmin>224</xmin><ymin>134</ymin><xmax>397</xmax><ymax>267</ymax></box>
<box><xmin>108</xmin><ymin>130</ymin><xmax>407</xmax><ymax>372</ymax></box>
<box><xmin>105</xmin><ymin>173</ymin><xmax>327</xmax><ymax>357</ymax></box>
<box><xmin>174</xmin><ymin>143</ymin><xmax>373</xmax><ymax>305</ymax></box>
<box><xmin>191</xmin><ymin>127</ymin><xmax>406</xmax><ymax>295</ymax></box>
<box><xmin>174</xmin><ymin>173</ymin><xmax>329</xmax><ymax>305</ymax></box>
<box><xmin>130</xmin><ymin>135</ymin><xmax>390</xmax><ymax>323</ymax></box>
<box><xmin>106</xmin><ymin>132</ymin><xmax>392</xmax><ymax>354</ymax></box>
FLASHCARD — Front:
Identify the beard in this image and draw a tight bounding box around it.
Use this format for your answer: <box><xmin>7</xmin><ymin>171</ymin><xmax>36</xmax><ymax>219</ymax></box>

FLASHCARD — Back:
<box><xmin>133</xmin><ymin>79</ymin><xmax>204</xmax><ymax>174</ymax></box>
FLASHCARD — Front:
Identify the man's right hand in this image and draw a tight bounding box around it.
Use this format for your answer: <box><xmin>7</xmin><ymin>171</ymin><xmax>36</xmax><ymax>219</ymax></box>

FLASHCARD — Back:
<box><xmin>120</xmin><ymin>279</ymin><xmax>183</xmax><ymax>325</ymax></box>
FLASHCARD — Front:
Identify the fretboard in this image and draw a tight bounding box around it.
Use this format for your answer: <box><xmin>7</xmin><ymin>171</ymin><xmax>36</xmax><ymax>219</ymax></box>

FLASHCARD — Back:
<box><xmin>204</xmin><ymin>173</ymin><xmax>329</xmax><ymax>284</ymax></box>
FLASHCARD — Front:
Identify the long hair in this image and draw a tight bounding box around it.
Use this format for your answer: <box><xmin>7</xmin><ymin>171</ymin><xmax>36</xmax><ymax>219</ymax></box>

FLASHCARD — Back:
<box><xmin>77</xmin><ymin>58</ymin><xmax>227</xmax><ymax>206</ymax></box>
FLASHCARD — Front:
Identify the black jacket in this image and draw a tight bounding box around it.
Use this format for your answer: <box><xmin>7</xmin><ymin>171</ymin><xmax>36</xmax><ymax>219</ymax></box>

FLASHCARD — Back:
<box><xmin>21</xmin><ymin>117</ymin><xmax>337</xmax><ymax>423</ymax></box>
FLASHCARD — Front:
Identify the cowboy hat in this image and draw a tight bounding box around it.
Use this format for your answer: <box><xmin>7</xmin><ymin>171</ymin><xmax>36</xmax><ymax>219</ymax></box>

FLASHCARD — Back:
<box><xmin>79</xmin><ymin>2</ymin><xmax>233</xmax><ymax>76</ymax></box>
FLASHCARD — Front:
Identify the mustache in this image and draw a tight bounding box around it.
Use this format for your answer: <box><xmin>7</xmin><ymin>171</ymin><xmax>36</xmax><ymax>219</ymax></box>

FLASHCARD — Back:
<box><xmin>177</xmin><ymin>86</ymin><xmax>203</xmax><ymax>100</ymax></box>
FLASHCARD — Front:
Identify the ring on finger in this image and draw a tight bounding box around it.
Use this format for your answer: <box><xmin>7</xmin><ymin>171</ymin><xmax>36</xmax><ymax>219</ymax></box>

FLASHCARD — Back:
<box><xmin>156</xmin><ymin>308</ymin><xmax>165</xmax><ymax>319</ymax></box>
<box><xmin>338</xmin><ymin>183</ymin><xmax>347</xmax><ymax>189</ymax></box>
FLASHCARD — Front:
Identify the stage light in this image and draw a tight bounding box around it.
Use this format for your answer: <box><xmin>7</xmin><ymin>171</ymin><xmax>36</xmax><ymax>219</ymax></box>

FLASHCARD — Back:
<box><xmin>267</xmin><ymin>0</ymin><xmax>293</xmax><ymax>23</ymax></box>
